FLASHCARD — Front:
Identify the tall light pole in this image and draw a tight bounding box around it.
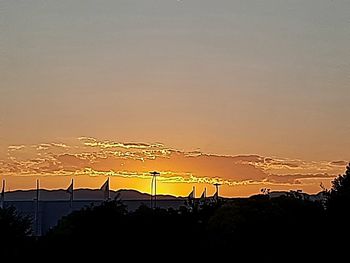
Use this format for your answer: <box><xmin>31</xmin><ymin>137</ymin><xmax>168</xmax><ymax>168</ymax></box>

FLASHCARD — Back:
<box><xmin>150</xmin><ymin>171</ymin><xmax>160</xmax><ymax>209</ymax></box>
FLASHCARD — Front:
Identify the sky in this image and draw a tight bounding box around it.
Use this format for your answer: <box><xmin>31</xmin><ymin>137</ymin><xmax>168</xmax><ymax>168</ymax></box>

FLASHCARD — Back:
<box><xmin>0</xmin><ymin>0</ymin><xmax>349</xmax><ymax>197</ymax></box>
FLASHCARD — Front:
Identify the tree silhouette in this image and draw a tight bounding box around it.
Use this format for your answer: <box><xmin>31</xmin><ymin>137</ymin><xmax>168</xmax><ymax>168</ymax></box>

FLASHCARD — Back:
<box><xmin>321</xmin><ymin>163</ymin><xmax>350</xmax><ymax>256</ymax></box>
<box><xmin>327</xmin><ymin>163</ymin><xmax>350</xmax><ymax>219</ymax></box>
<box><xmin>44</xmin><ymin>196</ymin><xmax>127</xmax><ymax>247</ymax></box>
<box><xmin>0</xmin><ymin>206</ymin><xmax>32</xmax><ymax>255</ymax></box>
<box><xmin>31</xmin><ymin>190</ymin><xmax>332</xmax><ymax>259</ymax></box>
<box><xmin>207</xmin><ymin>194</ymin><xmax>324</xmax><ymax>257</ymax></box>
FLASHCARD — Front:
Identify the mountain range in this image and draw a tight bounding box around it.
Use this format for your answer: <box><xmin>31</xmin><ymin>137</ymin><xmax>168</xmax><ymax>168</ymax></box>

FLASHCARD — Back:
<box><xmin>2</xmin><ymin>188</ymin><xmax>325</xmax><ymax>201</ymax></box>
<box><xmin>3</xmin><ymin>189</ymin><xmax>180</xmax><ymax>201</ymax></box>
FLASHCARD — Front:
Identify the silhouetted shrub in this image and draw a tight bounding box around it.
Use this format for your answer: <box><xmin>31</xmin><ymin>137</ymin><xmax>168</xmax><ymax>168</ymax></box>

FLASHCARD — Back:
<box><xmin>0</xmin><ymin>206</ymin><xmax>32</xmax><ymax>255</ymax></box>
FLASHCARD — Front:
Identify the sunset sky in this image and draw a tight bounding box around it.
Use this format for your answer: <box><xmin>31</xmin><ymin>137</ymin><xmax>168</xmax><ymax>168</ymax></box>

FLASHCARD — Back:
<box><xmin>1</xmin><ymin>0</ymin><xmax>349</xmax><ymax>197</ymax></box>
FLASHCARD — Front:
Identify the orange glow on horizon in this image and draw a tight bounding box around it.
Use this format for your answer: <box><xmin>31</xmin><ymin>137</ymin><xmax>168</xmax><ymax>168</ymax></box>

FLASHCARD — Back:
<box><xmin>0</xmin><ymin>173</ymin><xmax>335</xmax><ymax>198</ymax></box>
<box><xmin>0</xmin><ymin>137</ymin><xmax>346</xmax><ymax>197</ymax></box>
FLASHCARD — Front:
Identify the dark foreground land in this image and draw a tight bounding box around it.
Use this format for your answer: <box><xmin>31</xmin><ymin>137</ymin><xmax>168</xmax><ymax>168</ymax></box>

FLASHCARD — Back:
<box><xmin>1</xmin><ymin>164</ymin><xmax>350</xmax><ymax>260</ymax></box>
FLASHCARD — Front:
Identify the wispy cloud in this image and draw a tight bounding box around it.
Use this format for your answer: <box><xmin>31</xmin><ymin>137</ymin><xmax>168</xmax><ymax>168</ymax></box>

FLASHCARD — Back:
<box><xmin>78</xmin><ymin>137</ymin><xmax>164</xmax><ymax>149</ymax></box>
<box><xmin>329</xmin><ymin>160</ymin><xmax>348</xmax><ymax>166</ymax></box>
<box><xmin>8</xmin><ymin>145</ymin><xmax>25</xmax><ymax>151</ymax></box>
<box><xmin>51</xmin><ymin>143</ymin><xmax>70</xmax><ymax>148</ymax></box>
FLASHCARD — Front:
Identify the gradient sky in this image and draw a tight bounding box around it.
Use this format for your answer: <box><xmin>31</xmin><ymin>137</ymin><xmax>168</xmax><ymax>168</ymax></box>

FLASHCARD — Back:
<box><xmin>1</xmin><ymin>0</ymin><xmax>349</xmax><ymax>197</ymax></box>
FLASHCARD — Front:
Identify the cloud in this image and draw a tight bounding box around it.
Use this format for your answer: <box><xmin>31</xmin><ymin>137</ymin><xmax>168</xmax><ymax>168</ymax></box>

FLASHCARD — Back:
<box><xmin>35</xmin><ymin>143</ymin><xmax>70</xmax><ymax>151</ymax></box>
<box><xmin>330</xmin><ymin>160</ymin><xmax>348</xmax><ymax>166</ymax></box>
<box><xmin>231</xmin><ymin>154</ymin><xmax>265</xmax><ymax>164</ymax></box>
<box><xmin>56</xmin><ymin>154</ymin><xmax>91</xmax><ymax>171</ymax></box>
<box><xmin>1</xmin><ymin>137</ymin><xmax>347</xmax><ymax>189</ymax></box>
<box><xmin>81</xmin><ymin>168</ymin><xmax>263</xmax><ymax>187</ymax></box>
<box><xmin>267</xmin><ymin>173</ymin><xmax>335</xmax><ymax>184</ymax></box>
<box><xmin>8</xmin><ymin>145</ymin><xmax>25</xmax><ymax>151</ymax></box>
<box><xmin>78</xmin><ymin>137</ymin><xmax>164</xmax><ymax>149</ymax></box>
<box><xmin>259</xmin><ymin>157</ymin><xmax>303</xmax><ymax>170</ymax></box>
<box><xmin>51</xmin><ymin>143</ymin><xmax>70</xmax><ymax>148</ymax></box>
<box><xmin>36</xmin><ymin>144</ymin><xmax>51</xmax><ymax>151</ymax></box>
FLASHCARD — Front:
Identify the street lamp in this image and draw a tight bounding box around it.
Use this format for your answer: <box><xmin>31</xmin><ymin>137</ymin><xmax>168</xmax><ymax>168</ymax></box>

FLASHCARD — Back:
<box><xmin>150</xmin><ymin>171</ymin><xmax>160</xmax><ymax>209</ymax></box>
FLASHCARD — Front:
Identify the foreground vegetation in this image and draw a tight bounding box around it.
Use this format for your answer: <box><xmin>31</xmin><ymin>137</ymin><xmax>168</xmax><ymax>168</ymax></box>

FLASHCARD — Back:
<box><xmin>1</xmin><ymin>164</ymin><xmax>349</xmax><ymax>259</ymax></box>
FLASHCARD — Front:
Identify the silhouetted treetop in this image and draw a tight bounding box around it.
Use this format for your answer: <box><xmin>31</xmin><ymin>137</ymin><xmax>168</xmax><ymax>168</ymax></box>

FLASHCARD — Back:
<box><xmin>330</xmin><ymin>163</ymin><xmax>350</xmax><ymax>194</ymax></box>
<box><xmin>0</xmin><ymin>206</ymin><xmax>32</xmax><ymax>255</ymax></box>
<box><xmin>0</xmin><ymin>206</ymin><xmax>32</xmax><ymax>238</ymax></box>
<box><xmin>327</xmin><ymin>163</ymin><xmax>350</xmax><ymax>218</ymax></box>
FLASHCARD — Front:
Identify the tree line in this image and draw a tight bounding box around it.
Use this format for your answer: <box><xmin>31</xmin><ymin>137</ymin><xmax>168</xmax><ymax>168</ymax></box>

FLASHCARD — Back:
<box><xmin>1</xmin><ymin>163</ymin><xmax>350</xmax><ymax>260</ymax></box>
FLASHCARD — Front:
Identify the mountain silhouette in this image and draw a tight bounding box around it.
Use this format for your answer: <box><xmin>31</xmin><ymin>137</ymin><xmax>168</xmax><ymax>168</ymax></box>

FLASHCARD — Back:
<box><xmin>3</xmin><ymin>189</ymin><xmax>180</xmax><ymax>201</ymax></box>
